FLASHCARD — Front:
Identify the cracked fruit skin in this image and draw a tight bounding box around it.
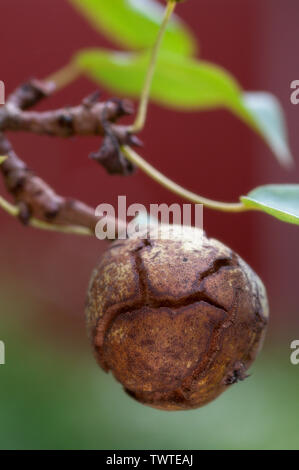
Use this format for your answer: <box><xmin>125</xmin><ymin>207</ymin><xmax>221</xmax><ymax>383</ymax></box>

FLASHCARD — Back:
<box><xmin>86</xmin><ymin>225</ymin><xmax>269</xmax><ymax>411</ymax></box>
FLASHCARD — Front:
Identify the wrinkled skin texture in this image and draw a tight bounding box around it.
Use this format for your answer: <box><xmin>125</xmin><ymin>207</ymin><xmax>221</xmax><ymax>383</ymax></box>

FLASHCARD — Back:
<box><xmin>86</xmin><ymin>225</ymin><xmax>269</xmax><ymax>410</ymax></box>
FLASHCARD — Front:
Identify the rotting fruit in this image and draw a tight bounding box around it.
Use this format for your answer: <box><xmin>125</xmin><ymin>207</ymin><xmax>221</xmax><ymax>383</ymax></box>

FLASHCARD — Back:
<box><xmin>86</xmin><ymin>224</ymin><xmax>269</xmax><ymax>411</ymax></box>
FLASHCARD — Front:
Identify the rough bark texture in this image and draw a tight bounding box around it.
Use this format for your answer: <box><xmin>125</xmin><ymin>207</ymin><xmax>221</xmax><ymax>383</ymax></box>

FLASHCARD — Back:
<box><xmin>86</xmin><ymin>225</ymin><xmax>269</xmax><ymax>411</ymax></box>
<box><xmin>0</xmin><ymin>79</ymin><xmax>139</xmax><ymax>230</ymax></box>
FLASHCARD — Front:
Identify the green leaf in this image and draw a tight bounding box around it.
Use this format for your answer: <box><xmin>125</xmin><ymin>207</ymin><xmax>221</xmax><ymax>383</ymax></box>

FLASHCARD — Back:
<box><xmin>241</xmin><ymin>185</ymin><xmax>299</xmax><ymax>225</ymax></box>
<box><xmin>76</xmin><ymin>48</ymin><xmax>293</xmax><ymax>167</ymax></box>
<box><xmin>76</xmin><ymin>49</ymin><xmax>243</xmax><ymax>109</ymax></box>
<box><xmin>0</xmin><ymin>156</ymin><xmax>7</xmax><ymax>165</ymax></box>
<box><xmin>241</xmin><ymin>92</ymin><xmax>293</xmax><ymax>168</ymax></box>
<box><xmin>69</xmin><ymin>0</ymin><xmax>195</xmax><ymax>55</ymax></box>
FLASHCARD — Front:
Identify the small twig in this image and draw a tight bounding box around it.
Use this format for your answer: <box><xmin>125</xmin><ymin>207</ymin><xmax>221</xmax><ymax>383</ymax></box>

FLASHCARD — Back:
<box><xmin>4</xmin><ymin>79</ymin><xmax>55</xmax><ymax>110</ymax></box>
<box><xmin>90</xmin><ymin>100</ymin><xmax>141</xmax><ymax>175</ymax></box>
<box><xmin>0</xmin><ymin>87</ymin><xmax>134</xmax><ymax>140</ymax></box>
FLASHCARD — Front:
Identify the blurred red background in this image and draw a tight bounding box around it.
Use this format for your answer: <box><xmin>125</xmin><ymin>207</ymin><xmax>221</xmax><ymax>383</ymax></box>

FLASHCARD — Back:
<box><xmin>0</xmin><ymin>0</ymin><xmax>298</xmax><ymax>337</ymax></box>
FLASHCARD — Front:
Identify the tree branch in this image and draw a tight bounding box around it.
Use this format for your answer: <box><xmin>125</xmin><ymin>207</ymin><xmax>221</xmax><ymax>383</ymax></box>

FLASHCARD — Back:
<box><xmin>0</xmin><ymin>79</ymin><xmax>135</xmax><ymax>236</ymax></box>
<box><xmin>1</xmin><ymin>88</ymin><xmax>134</xmax><ymax>139</ymax></box>
<box><xmin>0</xmin><ymin>131</ymin><xmax>108</xmax><ymax>231</ymax></box>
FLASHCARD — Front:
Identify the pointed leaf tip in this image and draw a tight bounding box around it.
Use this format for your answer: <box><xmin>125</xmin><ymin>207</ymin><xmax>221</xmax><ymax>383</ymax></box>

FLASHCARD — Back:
<box><xmin>241</xmin><ymin>184</ymin><xmax>299</xmax><ymax>225</ymax></box>
<box><xmin>242</xmin><ymin>92</ymin><xmax>294</xmax><ymax>169</ymax></box>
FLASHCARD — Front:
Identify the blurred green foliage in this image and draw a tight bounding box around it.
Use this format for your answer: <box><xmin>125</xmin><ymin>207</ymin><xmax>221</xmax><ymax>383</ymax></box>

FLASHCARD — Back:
<box><xmin>69</xmin><ymin>0</ymin><xmax>195</xmax><ymax>55</ymax></box>
<box><xmin>0</xmin><ymin>289</ymin><xmax>298</xmax><ymax>450</ymax></box>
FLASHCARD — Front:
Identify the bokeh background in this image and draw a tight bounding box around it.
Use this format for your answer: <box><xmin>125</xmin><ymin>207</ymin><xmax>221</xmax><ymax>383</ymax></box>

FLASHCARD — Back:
<box><xmin>0</xmin><ymin>0</ymin><xmax>298</xmax><ymax>450</ymax></box>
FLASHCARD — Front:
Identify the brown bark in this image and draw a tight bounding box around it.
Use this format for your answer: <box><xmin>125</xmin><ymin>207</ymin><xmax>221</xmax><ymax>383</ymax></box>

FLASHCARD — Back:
<box><xmin>0</xmin><ymin>80</ymin><xmax>139</xmax><ymax>234</ymax></box>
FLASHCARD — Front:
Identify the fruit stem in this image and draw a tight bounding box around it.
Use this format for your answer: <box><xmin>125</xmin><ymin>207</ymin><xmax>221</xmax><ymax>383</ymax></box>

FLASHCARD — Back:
<box><xmin>122</xmin><ymin>145</ymin><xmax>247</xmax><ymax>212</ymax></box>
<box><xmin>130</xmin><ymin>0</ymin><xmax>177</xmax><ymax>134</ymax></box>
